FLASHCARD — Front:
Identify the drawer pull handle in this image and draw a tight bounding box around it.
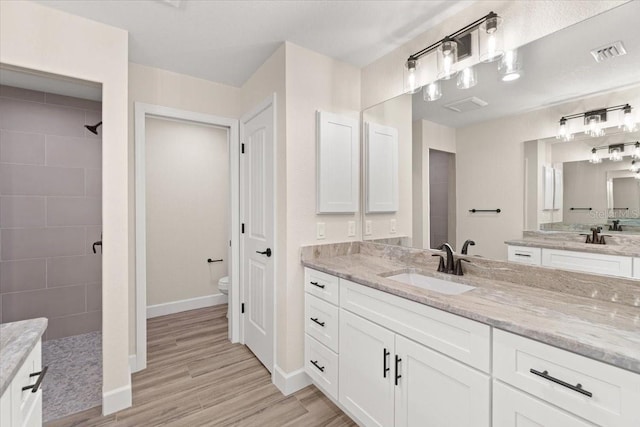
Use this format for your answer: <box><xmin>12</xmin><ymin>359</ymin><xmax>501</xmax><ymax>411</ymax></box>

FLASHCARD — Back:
<box><xmin>395</xmin><ymin>355</ymin><xmax>402</xmax><ymax>386</ymax></box>
<box><xmin>383</xmin><ymin>348</ymin><xmax>390</xmax><ymax>378</ymax></box>
<box><xmin>310</xmin><ymin>317</ymin><xmax>325</xmax><ymax>327</ymax></box>
<box><xmin>515</xmin><ymin>253</ymin><xmax>531</xmax><ymax>257</ymax></box>
<box><xmin>310</xmin><ymin>281</ymin><xmax>325</xmax><ymax>289</ymax></box>
<box><xmin>310</xmin><ymin>360</ymin><xmax>325</xmax><ymax>372</ymax></box>
<box><xmin>22</xmin><ymin>366</ymin><xmax>48</xmax><ymax>393</ymax></box>
<box><xmin>529</xmin><ymin>369</ymin><xmax>592</xmax><ymax>398</ymax></box>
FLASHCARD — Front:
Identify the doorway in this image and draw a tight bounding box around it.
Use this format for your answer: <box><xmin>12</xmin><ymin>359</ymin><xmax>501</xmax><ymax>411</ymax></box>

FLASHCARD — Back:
<box><xmin>429</xmin><ymin>149</ymin><xmax>456</xmax><ymax>249</ymax></box>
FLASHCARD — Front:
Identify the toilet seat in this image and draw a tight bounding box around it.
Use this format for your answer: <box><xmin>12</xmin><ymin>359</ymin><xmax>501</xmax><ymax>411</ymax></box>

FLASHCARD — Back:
<box><xmin>218</xmin><ymin>276</ymin><xmax>229</xmax><ymax>293</ymax></box>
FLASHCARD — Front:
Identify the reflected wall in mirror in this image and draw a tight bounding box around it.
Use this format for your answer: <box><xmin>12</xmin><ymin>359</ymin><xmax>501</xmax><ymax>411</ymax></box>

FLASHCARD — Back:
<box><xmin>361</xmin><ymin>1</ymin><xmax>640</xmax><ymax>260</ymax></box>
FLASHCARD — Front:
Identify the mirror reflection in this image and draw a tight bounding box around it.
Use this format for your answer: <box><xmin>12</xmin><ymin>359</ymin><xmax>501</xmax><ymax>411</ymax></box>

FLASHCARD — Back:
<box><xmin>361</xmin><ymin>1</ymin><xmax>640</xmax><ymax>260</ymax></box>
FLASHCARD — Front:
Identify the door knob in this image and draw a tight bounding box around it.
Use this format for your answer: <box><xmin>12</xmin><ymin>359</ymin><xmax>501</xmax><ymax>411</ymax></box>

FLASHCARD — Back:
<box><xmin>256</xmin><ymin>248</ymin><xmax>272</xmax><ymax>257</ymax></box>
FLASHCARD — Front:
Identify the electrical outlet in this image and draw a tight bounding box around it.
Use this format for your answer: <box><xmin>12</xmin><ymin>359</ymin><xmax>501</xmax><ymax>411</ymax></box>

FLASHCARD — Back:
<box><xmin>317</xmin><ymin>222</ymin><xmax>326</xmax><ymax>239</ymax></box>
<box><xmin>365</xmin><ymin>220</ymin><xmax>372</xmax><ymax>236</ymax></box>
<box><xmin>390</xmin><ymin>219</ymin><xmax>397</xmax><ymax>234</ymax></box>
<box><xmin>348</xmin><ymin>221</ymin><xmax>356</xmax><ymax>237</ymax></box>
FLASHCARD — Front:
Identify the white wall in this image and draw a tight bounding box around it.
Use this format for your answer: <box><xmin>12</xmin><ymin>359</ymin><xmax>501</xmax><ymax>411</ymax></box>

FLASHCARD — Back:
<box><xmin>145</xmin><ymin>118</ymin><xmax>229</xmax><ymax>306</ymax></box>
<box><xmin>363</xmin><ymin>94</ymin><xmax>412</xmax><ymax>242</ymax></box>
<box><xmin>0</xmin><ymin>0</ymin><xmax>130</xmax><ymax>413</ymax></box>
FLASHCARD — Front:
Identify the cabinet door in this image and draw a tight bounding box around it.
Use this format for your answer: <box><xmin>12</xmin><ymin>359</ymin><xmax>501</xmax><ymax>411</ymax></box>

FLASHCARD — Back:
<box><xmin>339</xmin><ymin>309</ymin><xmax>395</xmax><ymax>427</ymax></box>
<box><xmin>394</xmin><ymin>335</ymin><xmax>490</xmax><ymax>427</ymax></box>
<box><xmin>493</xmin><ymin>381</ymin><xmax>596</xmax><ymax>427</ymax></box>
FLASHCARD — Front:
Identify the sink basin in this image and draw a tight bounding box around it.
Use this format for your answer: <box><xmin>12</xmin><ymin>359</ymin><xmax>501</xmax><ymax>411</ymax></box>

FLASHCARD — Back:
<box><xmin>386</xmin><ymin>273</ymin><xmax>475</xmax><ymax>295</ymax></box>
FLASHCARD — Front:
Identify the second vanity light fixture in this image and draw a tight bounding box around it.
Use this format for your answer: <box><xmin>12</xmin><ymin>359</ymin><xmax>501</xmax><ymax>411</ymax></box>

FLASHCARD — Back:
<box><xmin>588</xmin><ymin>141</ymin><xmax>639</xmax><ymax>165</ymax></box>
<box><xmin>557</xmin><ymin>104</ymin><xmax>637</xmax><ymax>142</ymax></box>
<box><xmin>406</xmin><ymin>11</ymin><xmax>521</xmax><ymax>101</ymax></box>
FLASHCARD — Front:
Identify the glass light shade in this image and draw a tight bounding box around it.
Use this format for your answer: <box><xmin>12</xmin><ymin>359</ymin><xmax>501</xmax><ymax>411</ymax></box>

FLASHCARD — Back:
<box><xmin>636</xmin><ymin>171</ymin><xmax>640</xmax><ymax>180</ymax></box>
<box><xmin>589</xmin><ymin>148</ymin><xmax>602</xmax><ymax>164</ymax></box>
<box><xmin>556</xmin><ymin>118</ymin><xmax>574</xmax><ymax>142</ymax></box>
<box><xmin>630</xmin><ymin>160</ymin><xmax>639</xmax><ymax>172</ymax></box>
<box><xmin>423</xmin><ymin>81</ymin><xmax>442</xmax><ymax>102</ymax></box>
<box><xmin>456</xmin><ymin>66</ymin><xmax>477</xmax><ymax>89</ymax></box>
<box><xmin>609</xmin><ymin>147</ymin><xmax>623</xmax><ymax>162</ymax></box>
<box><xmin>479</xmin><ymin>15</ymin><xmax>504</xmax><ymax>63</ymax></box>
<box><xmin>437</xmin><ymin>38</ymin><xmax>458</xmax><ymax>80</ymax></box>
<box><xmin>498</xmin><ymin>50</ymin><xmax>522</xmax><ymax>82</ymax></box>
<box><xmin>633</xmin><ymin>142</ymin><xmax>640</xmax><ymax>159</ymax></box>
<box><xmin>405</xmin><ymin>59</ymin><xmax>421</xmax><ymax>94</ymax></box>
<box><xmin>585</xmin><ymin>114</ymin><xmax>605</xmax><ymax>137</ymax></box>
<box><xmin>621</xmin><ymin>106</ymin><xmax>638</xmax><ymax>132</ymax></box>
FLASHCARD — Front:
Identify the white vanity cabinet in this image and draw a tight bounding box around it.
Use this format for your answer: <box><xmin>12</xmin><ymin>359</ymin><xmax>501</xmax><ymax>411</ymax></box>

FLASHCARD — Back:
<box><xmin>634</xmin><ymin>258</ymin><xmax>640</xmax><ymax>279</ymax></box>
<box><xmin>0</xmin><ymin>340</ymin><xmax>44</xmax><ymax>427</ymax></box>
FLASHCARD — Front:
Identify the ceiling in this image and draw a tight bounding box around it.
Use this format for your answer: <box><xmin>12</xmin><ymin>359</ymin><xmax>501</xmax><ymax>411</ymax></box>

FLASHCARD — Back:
<box><xmin>411</xmin><ymin>0</ymin><xmax>640</xmax><ymax>128</ymax></box>
<box><xmin>33</xmin><ymin>0</ymin><xmax>473</xmax><ymax>88</ymax></box>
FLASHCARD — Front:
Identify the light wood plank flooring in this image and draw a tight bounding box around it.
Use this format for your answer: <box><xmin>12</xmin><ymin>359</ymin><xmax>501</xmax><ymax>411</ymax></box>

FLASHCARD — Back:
<box><xmin>46</xmin><ymin>305</ymin><xmax>356</xmax><ymax>427</ymax></box>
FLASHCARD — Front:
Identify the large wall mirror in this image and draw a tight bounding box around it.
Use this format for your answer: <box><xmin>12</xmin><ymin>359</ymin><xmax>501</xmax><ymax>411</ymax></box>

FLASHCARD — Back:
<box><xmin>361</xmin><ymin>1</ymin><xmax>640</xmax><ymax>260</ymax></box>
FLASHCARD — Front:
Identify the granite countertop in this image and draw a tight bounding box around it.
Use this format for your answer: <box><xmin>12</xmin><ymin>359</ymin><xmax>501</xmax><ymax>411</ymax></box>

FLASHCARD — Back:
<box><xmin>302</xmin><ymin>253</ymin><xmax>640</xmax><ymax>374</ymax></box>
<box><xmin>0</xmin><ymin>318</ymin><xmax>48</xmax><ymax>396</ymax></box>
<box><xmin>505</xmin><ymin>238</ymin><xmax>640</xmax><ymax>257</ymax></box>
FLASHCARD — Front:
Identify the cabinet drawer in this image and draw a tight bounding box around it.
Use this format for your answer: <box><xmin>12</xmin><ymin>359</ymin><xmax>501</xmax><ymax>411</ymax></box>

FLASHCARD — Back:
<box><xmin>305</xmin><ymin>294</ymin><xmax>339</xmax><ymax>353</ymax></box>
<box><xmin>541</xmin><ymin>248</ymin><xmax>632</xmax><ymax>278</ymax></box>
<box><xmin>507</xmin><ymin>245</ymin><xmax>541</xmax><ymax>265</ymax></box>
<box><xmin>340</xmin><ymin>278</ymin><xmax>490</xmax><ymax>372</ymax></box>
<box><xmin>304</xmin><ymin>268</ymin><xmax>339</xmax><ymax>305</ymax></box>
<box><xmin>11</xmin><ymin>340</ymin><xmax>42</xmax><ymax>427</ymax></box>
<box><xmin>493</xmin><ymin>381</ymin><xmax>596</xmax><ymax>427</ymax></box>
<box><xmin>493</xmin><ymin>329</ymin><xmax>640</xmax><ymax>427</ymax></box>
<box><xmin>305</xmin><ymin>335</ymin><xmax>338</xmax><ymax>400</ymax></box>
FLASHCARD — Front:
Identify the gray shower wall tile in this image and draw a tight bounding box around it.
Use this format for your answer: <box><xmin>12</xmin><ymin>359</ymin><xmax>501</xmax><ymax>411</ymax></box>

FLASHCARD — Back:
<box><xmin>0</xmin><ymin>196</ymin><xmax>46</xmax><ymax>228</ymax></box>
<box><xmin>85</xmin><ymin>169</ymin><xmax>101</xmax><ymax>197</ymax></box>
<box><xmin>0</xmin><ymin>85</ymin><xmax>45</xmax><ymax>103</ymax></box>
<box><xmin>1</xmin><ymin>227</ymin><xmax>85</xmax><ymax>260</ymax></box>
<box><xmin>1</xmin><ymin>284</ymin><xmax>86</xmax><ymax>323</ymax></box>
<box><xmin>0</xmin><ymin>97</ymin><xmax>86</xmax><ymax>137</ymax></box>
<box><xmin>0</xmin><ymin>130</ymin><xmax>45</xmax><ymax>165</ymax></box>
<box><xmin>47</xmin><ymin>197</ymin><xmax>101</xmax><ymax>227</ymax></box>
<box><xmin>46</xmin><ymin>135</ymin><xmax>101</xmax><ymax>169</ymax></box>
<box><xmin>44</xmin><ymin>93</ymin><xmax>102</xmax><ymax>112</ymax></box>
<box><xmin>85</xmin><ymin>227</ymin><xmax>102</xmax><ymax>255</ymax></box>
<box><xmin>86</xmin><ymin>283</ymin><xmax>102</xmax><ymax>312</ymax></box>
<box><xmin>0</xmin><ymin>259</ymin><xmax>46</xmax><ymax>293</ymax></box>
<box><xmin>46</xmin><ymin>311</ymin><xmax>101</xmax><ymax>340</ymax></box>
<box><xmin>0</xmin><ymin>164</ymin><xmax>85</xmax><ymax>196</ymax></box>
<box><xmin>47</xmin><ymin>255</ymin><xmax>101</xmax><ymax>288</ymax></box>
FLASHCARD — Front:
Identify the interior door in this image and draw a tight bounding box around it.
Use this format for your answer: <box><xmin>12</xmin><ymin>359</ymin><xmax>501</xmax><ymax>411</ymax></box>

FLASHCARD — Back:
<box><xmin>240</xmin><ymin>99</ymin><xmax>274</xmax><ymax>372</ymax></box>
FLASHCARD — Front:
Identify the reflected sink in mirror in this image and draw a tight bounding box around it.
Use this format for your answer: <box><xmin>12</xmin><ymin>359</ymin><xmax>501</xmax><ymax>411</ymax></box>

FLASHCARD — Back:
<box><xmin>384</xmin><ymin>272</ymin><xmax>476</xmax><ymax>295</ymax></box>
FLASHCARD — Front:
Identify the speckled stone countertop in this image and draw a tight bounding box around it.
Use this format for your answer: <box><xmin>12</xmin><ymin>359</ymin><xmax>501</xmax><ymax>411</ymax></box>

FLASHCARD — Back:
<box><xmin>301</xmin><ymin>243</ymin><xmax>640</xmax><ymax>374</ymax></box>
<box><xmin>0</xmin><ymin>318</ymin><xmax>47</xmax><ymax>396</ymax></box>
<box><xmin>506</xmin><ymin>230</ymin><xmax>640</xmax><ymax>257</ymax></box>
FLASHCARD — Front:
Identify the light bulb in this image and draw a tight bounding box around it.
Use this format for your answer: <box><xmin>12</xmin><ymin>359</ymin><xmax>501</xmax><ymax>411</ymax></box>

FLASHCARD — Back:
<box><xmin>621</xmin><ymin>104</ymin><xmax>638</xmax><ymax>132</ymax></box>
<box><xmin>556</xmin><ymin>118</ymin><xmax>573</xmax><ymax>142</ymax></box>
<box><xmin>479</xmin><ymin>13</ymin><xmax>504</xmax><ymax>63</ymax></box>
<box><xmin>589</xmin><ymin>148</ymin><xmax>602</xmax><ymax>164</ymax></box>
<box><xmin>631</xmin><ymin>160</ymin><xmax>639</xmax><ymax>172</ymax></box>
<box><xmin>498</xmin><ymin>50</ymin><xmax>522</xmax><ymax>81</ymax></box>
<box><xmin>405</xmin><ymin>58</ymin><xmax>421</xmax><ymax>94</ymax></box>
<box><xmin>423</xmin><ymin>81</ymin><xmax>442</xmax><ymax>102</ymax></box>
<box><xmin>437</xmin><ymin>38</ymin><xmax>458</xmax><ymax>80</ymax></box>
<box><xmin>456</xmin><ymin>66</ymin><xmax>477</xmax><ymax>89</ymax></box>
<box><xmin>585</xmin><ymin>114</ymin><xmax>604</xmax><ymax>137</ymax></box>
<box><xmin>610</xmin><ymin>147</ymin><xmax>623</xmax><ymax>162</ymax></box>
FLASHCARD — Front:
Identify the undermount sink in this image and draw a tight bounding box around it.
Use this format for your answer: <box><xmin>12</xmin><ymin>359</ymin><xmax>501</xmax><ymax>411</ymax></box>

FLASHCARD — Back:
<box><xmin>386</xmin><ymin>273</ymin><xmax>476</xmax><ymax>295</ymax></box>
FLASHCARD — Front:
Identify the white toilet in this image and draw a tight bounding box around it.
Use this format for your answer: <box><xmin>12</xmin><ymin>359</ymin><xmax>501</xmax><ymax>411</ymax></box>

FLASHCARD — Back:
<box><xmin>218</xmin><ymin>276</ymin><xmax>230</xmax><ymax>318</ymax></box>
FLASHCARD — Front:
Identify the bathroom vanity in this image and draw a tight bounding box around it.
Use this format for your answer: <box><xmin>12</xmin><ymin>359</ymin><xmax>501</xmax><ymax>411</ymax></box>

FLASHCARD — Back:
<box><xmin>0</xmin><ymin>318</ymin><xmax>47</xmax><ymax>427</ymax></box>
<box><xmin>301</xmin><ymin>242</ymin><xmax>640</xmax><ymax>427</ymax></box>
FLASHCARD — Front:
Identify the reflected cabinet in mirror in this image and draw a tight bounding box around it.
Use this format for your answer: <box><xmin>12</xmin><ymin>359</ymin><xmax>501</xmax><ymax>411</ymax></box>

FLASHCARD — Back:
<box><xmin>361</xmin><ymin>1</ymin><xmax>640</xmax><ymax>260</ymax></box>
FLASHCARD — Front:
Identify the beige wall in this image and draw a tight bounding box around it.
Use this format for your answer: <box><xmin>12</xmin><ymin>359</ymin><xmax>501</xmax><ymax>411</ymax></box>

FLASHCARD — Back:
<box><xmin>145</xmin><ymin>118</ymin><xmax>229</xmax><ymax>306</ymax></box>
<box><xmin>0</xmin><ymin>0</ymin><xmax>130</xmax><ymax>409</ymax></box>
<box><xmin>361</xmin><ymin>1</ymin><xmax>627</xmax><ymax>109</ymax></box>
<box><xmin>363</xmin><ymin>94</ymin><xmax>412</xmax><ymax>242</ymax></box>
<box><xmin>128</xmin><ymin>63</ymin><xmax>241</xmax><ymax>353</ymax></box>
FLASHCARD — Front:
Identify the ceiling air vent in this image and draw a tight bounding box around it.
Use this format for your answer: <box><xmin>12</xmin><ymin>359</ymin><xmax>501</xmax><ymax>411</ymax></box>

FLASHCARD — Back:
<box><xmin>590</xmin><ymin>41</ymin><xmax>627</xmax><ymax>62</ymax></box>
<box><xmin>444</xmin><ymin>97</ymin><xmax>488</xmax><ymax>113</ymax></box>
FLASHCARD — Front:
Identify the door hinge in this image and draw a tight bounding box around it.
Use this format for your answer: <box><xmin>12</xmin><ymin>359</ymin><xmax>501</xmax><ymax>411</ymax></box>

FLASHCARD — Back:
<box><xmin>241</xmin><ymin>303</ymin><xmax>245</xmax><ymax>314</ymax></box>
<box><xmin>241</xmin><ymin>143</ymin><xmax>245</xmax><ymax>154</ymax></box>
<box><xmin>241</xmin><ymin>223</ymin><xmax>245</xmax><ymax>234</ymax></box>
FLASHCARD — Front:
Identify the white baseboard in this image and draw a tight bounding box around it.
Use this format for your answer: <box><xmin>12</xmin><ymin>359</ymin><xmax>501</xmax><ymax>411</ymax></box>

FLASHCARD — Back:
<box><xmin>273</xmin><ymin>365</ymin><xmax>311</xmax><ymax>396</ymax></box>
<box><xmin>147</xmin><ymin>293</ymin><xmax>228</xmax><ymax>319</ymax></box>
<box><xmin>103</xmin><ymin>380</ymin><xmax>132</xmax><ymax>415</ymax></box>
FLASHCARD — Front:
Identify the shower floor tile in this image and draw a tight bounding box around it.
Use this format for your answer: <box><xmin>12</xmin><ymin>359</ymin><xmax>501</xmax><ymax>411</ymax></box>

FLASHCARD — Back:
<box><xmin>42</xmin><ymin>331</ymin><xmax>102</xmax><ymax>422</ymax></box>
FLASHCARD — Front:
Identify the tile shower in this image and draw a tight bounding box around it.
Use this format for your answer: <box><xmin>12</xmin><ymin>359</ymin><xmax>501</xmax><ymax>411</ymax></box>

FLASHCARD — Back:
<box><xmin>0</xmin><ymin>84</ymin><xmax>103</xmax><ymax>421</ymax></box>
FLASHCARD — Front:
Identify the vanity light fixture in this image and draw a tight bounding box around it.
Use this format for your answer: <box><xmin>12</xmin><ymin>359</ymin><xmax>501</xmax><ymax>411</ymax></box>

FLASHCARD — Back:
<box><xmin>609</xmin><ymin>145</ymin><xmax>623</xmax><ymax>162</ymax></box>
<box><xmin>498</xmin><ymin>49</ymin><xmax>522</xmax><ymax>82</ymax></box>
<box><xmin>405</xmin><ymin>11</ymin><xmax>512</xmax><ymax>98</ymax></box>
<box><xmin>423</xmin><ymin>80</ymin><xmax>442</xmax><ymax>101</ymax></box>
<box><xmin>556</xmin><ymin>104</ymin><xmax>635</xmax><ymax>141</ymax></box>
<box><xmin>589</xmin><ymin>147</ymin><xmax>602</xmax><ymax>164</ymax></box>
<box><xmin>589</xmin><ymin>141</ymin><xmax>639</xmax><ymax>164</ymax></box>
<box><xmin>633</xmin><ymin>141</ymin><xmax>640</xmax><ymax>159</ymax></box>
<box><xmin>630</xmin><ymin>160</ymin><xmax>639</xmax><ymax>172</ymax></box>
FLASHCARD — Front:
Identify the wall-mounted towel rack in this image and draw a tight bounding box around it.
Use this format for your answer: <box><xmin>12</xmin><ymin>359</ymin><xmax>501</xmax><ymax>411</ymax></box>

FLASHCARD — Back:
<box><xmin>207</xmin><ymin>258</ymin><xmax>223</xmax><ymax>263</ymax></box>
<box><xmin>612</xmin><ymin>207</ymin><xmax>629</xmax><ymax>210</ymax></box>
<box><xmin>569</xmin><ymin>207</ymin><xmax>592</xmax><ymax>211</ymax></box>
<box><xmin>469</xmin><ymin>208</ymin><xmax>501</xmax><ymax>213</ymax></box>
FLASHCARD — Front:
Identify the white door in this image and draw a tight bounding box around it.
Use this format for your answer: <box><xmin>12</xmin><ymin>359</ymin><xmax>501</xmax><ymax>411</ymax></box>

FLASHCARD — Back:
<box><xmin>339</xmin><ymin>310</ymin><xmax>395</xmax><ymax>427</ymax></box>
<box><xmin>240</xmin><ymin>99</ymin><xmax>275</xmax><ymax>372</ymax></box>
<box><xmin>394</xmin><ymin>335</ymin><xmax>490</xmax><ymax>427</ymax></box>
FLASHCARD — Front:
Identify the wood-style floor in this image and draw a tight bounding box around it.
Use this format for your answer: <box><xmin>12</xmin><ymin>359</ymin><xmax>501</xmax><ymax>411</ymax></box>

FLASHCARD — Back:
<box><xmin>46</xmin><ymin>305</ymin><xmax>356</xmax><ymax>427</ymax></box>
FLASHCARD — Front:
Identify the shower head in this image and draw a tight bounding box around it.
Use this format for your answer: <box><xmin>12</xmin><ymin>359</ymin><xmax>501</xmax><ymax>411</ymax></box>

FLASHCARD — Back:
<box><xmin>85</xmin><ymin>121</ymin><xmax>102</xmax><ymax>135</ymax></box>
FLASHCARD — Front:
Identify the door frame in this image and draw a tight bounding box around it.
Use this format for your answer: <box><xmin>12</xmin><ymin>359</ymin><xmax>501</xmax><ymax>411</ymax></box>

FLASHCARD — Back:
<box><xmin>239</xmin><ymin>94</ymin><xmax>277</xmax><ymax>375</ymax></box>
<box><xmin>134</xmin><ymin>102</ymin><xmax>240</xmax><ymax>372</ymax></box>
